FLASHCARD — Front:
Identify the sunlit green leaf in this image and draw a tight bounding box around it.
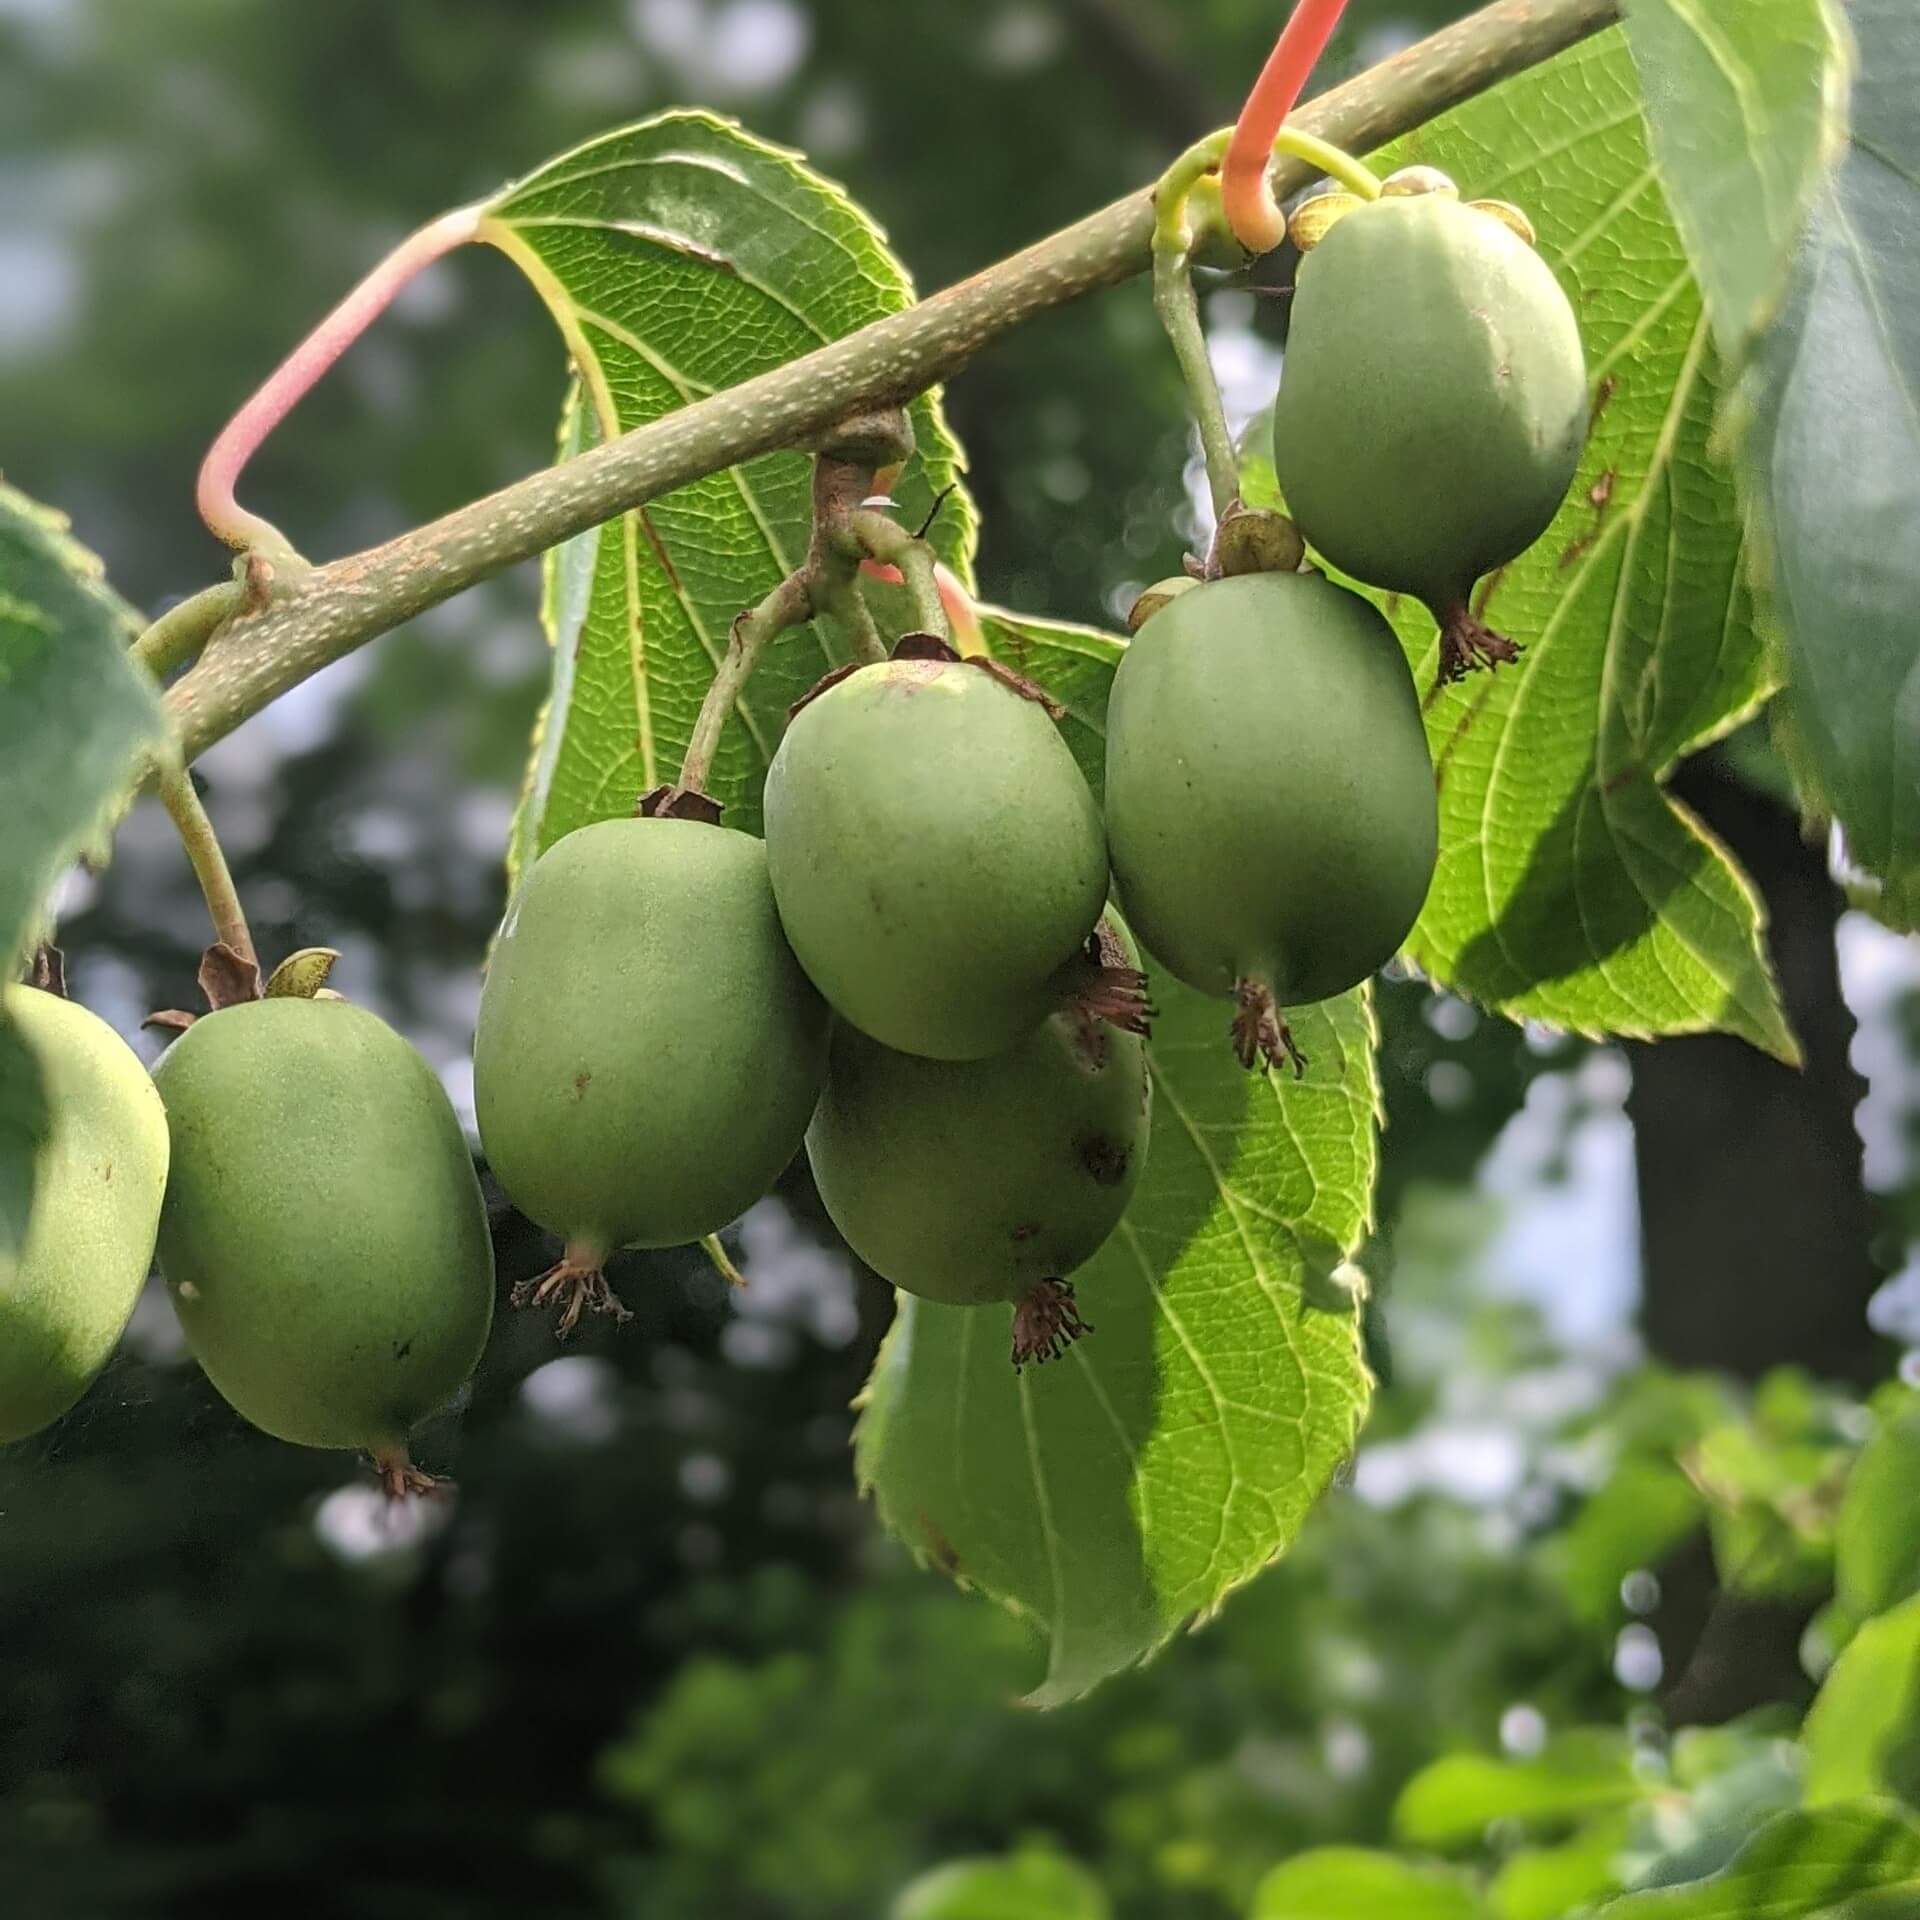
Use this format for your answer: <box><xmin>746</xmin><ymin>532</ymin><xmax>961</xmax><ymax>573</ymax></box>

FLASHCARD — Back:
<box><xmin>1395</xmin><ymin>1731</ymin><xmax>1648</xmax><ymax>1849</ymax></box>
<box><xmin>855</xmin><ymin>967</ymin><xmax>1376</xmax><ymax>1705</ymax></box>
<box><xmin>1622</xmin><ymin>0</ymin><xmax>1851</xmax><ymax>364</ymax></box>
<box><xmin>1738</xmin><ymin>0</ymin><xmax>1920</xmax><ymax>928</ymax></box>
<box><xmin>1257</xmin><ymin>31</ymin><xmax>1793</xmax><ymax>1055</ymax></box>
<box><xmin>1553</xmin><ymin>1458</ymin><xmax>1703</xmax><ymax>1625</ymax></box>
<box><xmin>1804</xmin><ymin>1593</ymin><xmax>1920</xmax><ymax>1809</ymax></box>
<box><xmin>0</xmin><ymin>482</ymin><xmax>166</xmax><ymax>1258</ymax></box>
<box><xmin>892</xmin><ymin>1848</ymin><xmax>1109</xmax><ymax>1920</ymax></box>
<box><xmin>489</xmin><ymin>110</ymin><xmax>972</xmax><ymax>860</ymax></box>
<box><xmin>1490</xmin><ymin>1817</ymin><xmax>1631</xmax><ymax>1920</ymax></box>
<box><xmin>1835</xmin><ymin>1399</ymin><xmax>1920</xmax><ymax>1624</ymax></box>
<box><xmin>1252</xmin><ymin>1846</ymin><xmax>1486</xmax><ymax>1919</ymax></box>
<box><xmin>1593</xmin><ymin>1803</ymin><xmax>1920</xmax><ymax>1918</ymax></box>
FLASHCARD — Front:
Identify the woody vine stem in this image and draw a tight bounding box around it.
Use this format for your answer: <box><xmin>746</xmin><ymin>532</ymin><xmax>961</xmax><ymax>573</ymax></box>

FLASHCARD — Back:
<box><xmin>145</xmin><ymin>0</ymin><xmax>1619</xmax><ymax>767</ymax></box>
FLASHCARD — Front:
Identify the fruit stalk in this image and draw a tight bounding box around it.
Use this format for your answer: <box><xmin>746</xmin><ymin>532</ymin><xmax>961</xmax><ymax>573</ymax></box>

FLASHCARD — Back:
<box><xmin>670</xmin><ymin>425</ymin><xmax>914</xmax><ymax>800</ymax></box>
<box><xmin>675</xmin><ymin>570</ymin><xmax>815</xmax><ymax>797</ymax></box>
<box><xmin>848</xmin><ymin>510</ymin><xmax>949</xmax><ymax>644</ymax></box>
<box><xmin>1150</xmin><ymin>244</ymin><xmax>1240</xmax><ymax>522</ymax></box>
<box><xmin>161</xmin><ymin>0</ymin><xmax>1623</xmax><ymax>763</ymax></box>
<box><xmin>156</xmin><ymin>762</ymin><xmax>258</xmax><ymax>975</ymax></box>
<box><xmin>132</xmin><ymin>580</ymin><xmax>244</xmax><ymax>681</ymax></box>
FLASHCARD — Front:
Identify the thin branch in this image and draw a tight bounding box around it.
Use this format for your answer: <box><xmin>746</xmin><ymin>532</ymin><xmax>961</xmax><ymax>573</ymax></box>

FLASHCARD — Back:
<box><xmin>1152</xmin><ymin>248</ymin><xmax>1240</xmax><ymax>520</ymax></box>
<box><xmin>676</xmin><ymin>571</ymin><xmax>814</xmax><ymax>796</ymax></box>
<box><xmin>823</xmin><ymin>572</ymin><xmax>888</xmax><ymax>665</ymax></box>
<box><xmin>164</xmin><ymin>0</ymin><xmax>1620</xmax><ymax>763</ymax></box>
<box><xmin>156</xmin><ymin>763</ymin><xmax>257</xmax><ymax>971</ymax></box>
<box><xmin>132</xmin><ymin>581</ymin><xmax>244</xmax><ymax>680</ymax></box>
<box><xmin>849</xmin><ymin>510</ymin><xmax>949</xmax><ymax>643</ymax></box>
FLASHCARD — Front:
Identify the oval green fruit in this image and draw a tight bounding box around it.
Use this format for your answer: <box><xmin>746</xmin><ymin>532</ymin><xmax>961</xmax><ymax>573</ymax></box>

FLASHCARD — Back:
<box><xmin>474</xmin><ymin>815</ymin><xmax>829</xmax><ymax>1331</ymax></box>
<box><xmin>807</xmin><ymin>919</ymin><xmax>1149</xmax><ymax>1368</ymax></box>
<box><xmin>764</xmin><ymin>654</ymin><xmax>1138</xmax><ymax>1061</ymax></box>
<box><xmin>1104</xmin><ymin>572</ymin><xmax>1436</xmax><ymax>1070</ymax></box>
<box><xmin>154</xmin><ymin>996</ymin><xmax>493</xmax><ymax>1489</ymax></box>
<box><xmin>1270</xmin><ymin>192</ymin><xmax>1587</xmax><ymax>680</ymax></box>
<box><xmin>0</xmin><ymin>987</ymin><xmax>168</xmax><ymax>1445</ymax></box>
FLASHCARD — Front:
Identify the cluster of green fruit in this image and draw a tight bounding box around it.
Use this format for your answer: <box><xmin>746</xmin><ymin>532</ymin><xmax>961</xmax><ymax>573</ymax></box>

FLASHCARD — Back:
<box><xmin>0</xmin><ymin>168</ymin><xmax>1584</xmax><ymax>1488</ymax></box>
<box><xmin>0</xmin><ymin>982</ymin><xmax>490</xmax><ymax>1495</ymax></box>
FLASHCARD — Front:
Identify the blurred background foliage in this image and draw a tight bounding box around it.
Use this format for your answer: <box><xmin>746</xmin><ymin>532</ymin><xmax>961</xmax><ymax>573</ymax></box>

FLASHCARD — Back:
<box><xmin>2</xmin><ymin>1</ymin><xmax>1918</xmax><ymax>1915</ymax></box>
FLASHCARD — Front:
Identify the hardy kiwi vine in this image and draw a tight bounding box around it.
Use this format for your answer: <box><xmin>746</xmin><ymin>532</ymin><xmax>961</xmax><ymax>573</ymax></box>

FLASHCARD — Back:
<box><xmin>137</xmin><ymin>0</ymin><xmax>1619</xmax><ymax>797</ymax></box>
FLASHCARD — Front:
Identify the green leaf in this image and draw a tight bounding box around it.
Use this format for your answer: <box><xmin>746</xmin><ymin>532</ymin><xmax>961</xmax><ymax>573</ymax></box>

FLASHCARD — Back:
<box><xmin>1554</xmin><ymin>1458</ymin><xmax>1704</xmax><ymax>1625</ymax></box>
<box><xmin>1836</xmin><ymin>1401</ymin><xmax>1920</xmax><ymax>1623</ymax></box>
<box><xmin>1251</xmin><ymin>1847</ymin><xmax>1486</xmax><ymax>1919</ymax></box>
<box><xmin>1593</xmin><ymin>1804</ymin><xmax>1920</xmax><ymax>1918</ymax></box>
<box><xmin>1395</xmin><ymin>1731</ymin><xmax>1649</xmax><ymax>1849</ymax></box>
<box><xmin>1738</xmin><ymin>0</ymin><xmax>1920</xmax><ymax>928</ymax></box>
<box><xmin>0</xmin><ymin>483</ymin><xmax>167</xmax><ymax>1258</ymax></box>
<box><xmin>891</xmin><ymin>1849</ymin><xmax>1109</xmax><ymax>1920</ymax></box>
<box><xmin>1270</xmin><ymin>32</ymin><xmax>1793</xmax><ymax>1056</ymax></box>
<box><xmin>1804</xmin><ymin>1593</ymin><xmax>1920</xmax><ymax>1809</ymax></box>
<box><xmin>1622</xmin><ymin>0</ymin><xmax>1852</xmax><ymax>365</ymax></box>
<box><xmin>855</xmin><ymin>971</ymin><xmax>1376</xmax><ymax>1705</ymax></box>
<box><xmin>1490</xmin><ymin>1817</ymin><xmax>1632</xmax><ymax>1920</ymax></box>
<box><xmin>486</xmin><ymin>110</ymin><xmax>972</xmax><ymax>857</ymax></box>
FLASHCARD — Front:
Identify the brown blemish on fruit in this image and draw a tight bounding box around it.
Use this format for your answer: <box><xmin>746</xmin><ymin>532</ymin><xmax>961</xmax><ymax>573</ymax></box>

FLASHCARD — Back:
<box><xmin>571</xmin><ymin>1070</ymin><xmax>592</xmax><ymax>1100</ymax></box>
<box><xmin>1010</xmin><ymin>1222</ymin><xmax>1041</xmax><ymax>1243</ymax></box>
<box><xmin>1077</xmin><ymin>1134</ymin><xmax>1130</xmax><ymax>1187</ymax></box>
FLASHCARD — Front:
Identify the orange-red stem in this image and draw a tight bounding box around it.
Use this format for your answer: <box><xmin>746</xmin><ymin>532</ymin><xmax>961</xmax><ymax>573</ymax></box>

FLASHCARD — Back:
<box><xmin>1222</xmin><ymin>0</ymin><xmax>1353</xmax><ymax>253</ymax></box>
<box><xmin>197</xmin><ymin>204</ymin><xmax>485</xmax><ymax>555</ymax></box>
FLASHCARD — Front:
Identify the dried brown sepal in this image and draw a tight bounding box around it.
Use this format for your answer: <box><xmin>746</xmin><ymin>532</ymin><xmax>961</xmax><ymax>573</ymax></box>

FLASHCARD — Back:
<box><xmin>1381</xmin><ymin>164</ymin><xmax>1458</xmax><ymax>199</ymax></box>
<box><xmin>890</xmin><ymin>631</ymin><xmax>961</xmax><ymax>665</ymax></box>
<box><xmin>142</xmin><ymin>1009</ymin><xmax>198</xmax><ymax>1035</ymax></box>
<box><xmin>1435</xmin><ymin>600</ymin><xmax>1523</xmax><ymax>685</ymax></box>
<box><xmin>1468</xmin><ymin>198</ymin><xmax>1537</xmax><ymax>246</ymax></box>
<box><xmin>1126</xmin><ymin>577</ymin><xmax>1197</xmax><ymax>632</ymax></box>
<box><xmin>1288</xmin><ymin>190</ymin><xmax>1366</xmax><ymax>252</ymax></box>
<box><xmin>1231</xmin><ymin>977</ymin><xmax>1307</xmax><ymax>1077</ymax></box>
<box><xmin>264</xmin><ymin>946</ymin><xmax>341</xmax><ymax>999</ymax></box>
<box><xmin>369</xmin><ymin>1447</ymin><xmax>448</xmax><ymax>1502</ymax></box>
<box><xmin>637</xmin><ymin>784</ymin><xmax>725</xmax><ymax>826</ymax></box>
<box><xmin>1211</xmin><ymin>505</ymin><xmax>1306</xmax><ymax>579</ymax></box>
<box><xmin>1068</xmin><ymin>963</ymin><xmax>1154</xmax><ymax>1038</ymax></box>
<box><xmin>1011</xmin><ymin>1277</ymin><xmax>1092</xmax><ymax>1370</ymax></box>
<box><xmin>966</xmin><ymin>656</ymin><xmax>1066</xmax><ymax>721</ymax></box>
<box><xmin>198</xmin><ymin>940</ymin><xmax>263</xmax><ymax>1011</ymax></box>
<box><xmin>512</xmin><ymin>1251</ymin><xmax>633</xmax><ymax>1340</ymax></box>
<box><xmin>27</xmin><ymin>944</ymin><xmax>66</xmax><ymax>997</ymax></box>
<box><xmin>787</xmin><ymin>660</ymin><xmax>865</xmax><ymax>720</ymax></box>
